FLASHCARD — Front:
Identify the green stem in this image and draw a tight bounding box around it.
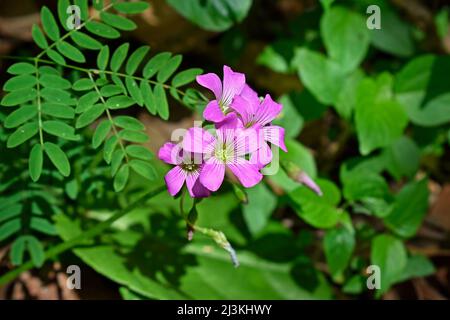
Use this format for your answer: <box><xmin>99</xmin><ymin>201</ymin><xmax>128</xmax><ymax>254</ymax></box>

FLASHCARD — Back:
<box><xmin>87</xmin><ymin>71</ymin><xmax>129</xmax><ymax>162</ymax></box>
<box><xmin>0</xmin><ymin>185</ymin><xmax>166</xmax><ymax>287</ymax></box>
<box><xmin>0</xmin><ymin>55</ymin><xmax>208</xmax><ymax>102</ymax></box>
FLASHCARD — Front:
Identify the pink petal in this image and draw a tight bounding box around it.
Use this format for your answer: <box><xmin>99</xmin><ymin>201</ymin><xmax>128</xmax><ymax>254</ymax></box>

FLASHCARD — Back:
<box><xmin>165</xmin><ymin>166</ymin><xmax>186</xmax><ymax>196</ymax></box>
<box><xmin>203</xmin><ymin>100</ymin><xmax>227</xmax><ymax>123</ymax></box>
<box><xmin>238</xmin><ymin>84</ymin><xmax>260</xmax><ymax>115</ymax></box>
<box><xmin>158</xmin><ymin>142</ymin><xmax>182</xmax><ymax>165</ymax></box>
<box><xmin>200</xmin><ymin>158</ymin><xmax>225</xmax><ymax>192</ymax></box>
<box><xmin>228</xmin><ymin>158</ymin><xmax>263</xmax><ymax>188</ymax></box>
<box><xmin>234</xmin><ymin>127</ymin><xmax>262</xmax><ymax>156</ymax></box>
<box><xmin>215</xmin><ymin>112</ymin><xmax>243</xmax><ymax>130</ymax></box>
<box><xmin>231</xmin><ymin>95</ymin><xmax>253</xmax><ymax>126</ymax></box>
<box><xmin>253</xmin><ymin>94</ymin><xmax>282</xmax><ymax>126</ymax></box>
<box><xmin>222</xmin><ymin>65</ymin><xmax>245</xmax><ymax>105</ymax></box>
<box><xmin>250</xmin><ymin>141</ymin><xmax>273</xmax><ymax>167</ymax></box>
<box><xmin>183</xmin><ymin>127</ymin><xmax>216</xmax><ymax>155</ymax></box>
<box><xmin>263</xmin><ymin>125</ymin><xmax>287</xmax><ymax>152</ymax></box>
<box><xmin>186</xmin><ymin>171</ymin><xmax>210</xmax><ymax>198</ymax></box>
<box><xmin>196</xmin><ymin>73</ymin><xmax>222</xmax><ymax>99</ymax></box>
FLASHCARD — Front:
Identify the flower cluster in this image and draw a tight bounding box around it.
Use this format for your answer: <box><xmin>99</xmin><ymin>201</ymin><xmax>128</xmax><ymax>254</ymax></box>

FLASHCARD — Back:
<box><xmin>158</xmin><ymin>66</ymin><xmax>287</xmax><ymax>198</ymax></box>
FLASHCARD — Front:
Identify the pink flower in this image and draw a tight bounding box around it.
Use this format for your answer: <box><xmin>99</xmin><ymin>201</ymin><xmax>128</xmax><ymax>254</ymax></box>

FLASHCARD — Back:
<box><xmin>196</xmin><ymin>65</ymin><xmax>246</xmax><ymax>123</ymax></box>
<box><xmin>158</xmin><ymin>142</ymin><xmax>210</xmax><ymax>198</ymax></box>
<box><xmin>183</xmin><ymin>127</ymin><xmax>262</xmax><ymax>192</ymax></box>
<box><xmin>232</xmin><ymin>88</ymin><xmax>287</xmax><ymax>166</ymax></box>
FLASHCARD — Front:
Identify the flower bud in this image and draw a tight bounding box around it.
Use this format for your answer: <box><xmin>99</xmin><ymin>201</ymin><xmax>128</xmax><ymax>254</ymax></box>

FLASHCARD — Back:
<box><xmin>282</xmin><ymin>160</ymin><xmax>323</xmax><ymax>196</ymax></box>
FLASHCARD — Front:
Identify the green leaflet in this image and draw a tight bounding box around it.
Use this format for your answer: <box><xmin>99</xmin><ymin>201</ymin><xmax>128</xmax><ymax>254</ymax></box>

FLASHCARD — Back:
<box><xmin>42</xmin><ymin>120</ymin><xmax>79</xmax><ymax>141</ymax></box>
<box><xmin>143</xmin><ymin>52</ymin><xmax>171</xmax><ymax>79</ymax></box>
<box><xmin>42</xmin><ymin>103</ymin><xmax>75</xmax><ymax>119</ymax></box>
<box><xmin>4</xmin><ymin>75</ymin><xmax>37</xmax><ymax>91</ymax></box>
<box><xmin>106</xmin><ymin>95</ymin><xmax>135</xmax><ymax>109</ymax></box>
<box><xmin>32</xmin><ymin>24</ymin><xmax>48</xmax><ymax>49</ymax></box>
<box><xmin>114</xmin><ymin>164</ymin><xmax>129</xmax><ymax>192</ymax></box>
<box><xmin>100</xmin><ymin>12</ymin><xmax>137</xmax><ymax>31</ymax></box>
<box><xmin>129</xmin><ymin>160</ymin><xmax>156</xmax><ymax>181</ymax></box>
<box><xmin>154</xmin><ymin>84</ymin><xmax>169</xmax><ymax>120</ymax></box>
<box><xmin>92</xmin><ymin>120</ymin><xmax>112</xmax><ymax>149</ymax></box>
<box><xmin>40</xmin><ymin>74</ymin><xmax>71</xmax><ymax>89</ymax></box>
<box><xmin>56</xmin><ymin>41</ymin><xmax>86</xmax><ymax>63</ymax></box>
<box><xmin>4</xmin><ymin>105</ymin><xmax>37</xmax><ymax>129</ymax></box>
<box><xmin>157</xmin><ymin>55</ymin><xmax>182</xmax><ymax>83</ymax></box>
<box><xmin>1</xmin><ymin>88</ymin><xmax>37</xmax><ymax>106</ymax></box>
<box><xmin>97</xmin><ymin>45</ymin><xmax>110</xmax><ymax>71</ymax></box>
<box><xmin>7</xmin><ymin>63</ymin><xmax>35</xmax><ymax>75</ymax></box>
<box><xmin>7</xmin><ymin>122</ymin><xmax>39</xmax><ymax>148</ymax></box>
<box><xmin>29</xmin><ymin>144</ymin><xmax>43</xmax><ymax>182</ymax></box>
<box><xmin>113</xmin><ymin>1</ymin><xmax>150</xmax><ymax>14</ymax></box>
<box><xmin>126</xmin><ymin>46</ymin><xmax>150</xmax><ymax>75</ymax></box>
<box><xmin>71</xmin><ymin>31</ymin><xmax>102</xmax><ymax>50</ymax></box>
<box><xmin>76</xmin><ymin>104</ymin><xmax>106</xmax><ymax>128</ymax></box>
<box><xmin>41</xmin><ymin>6</ymin><xmax>60</xmax><ymax>41</ymax></box>
<box><xmin>125</xmin><ymin>77</ymin><xmax>143</xmax><ymax>106</ymax></box>
<box><xmin>44</xmin><ymin>142</ymin><xmax>71</xmax><ymax>177</ymax></box>
<box><xmin>125</xmin><ymin>145</ymin><xmax>153</xmax><ymax>161</ymax></box>
<box><xmin>86</xmin><ymin>21</ymin><xmax>120</xmax><ymax>39</ymax></box>
<box><xmin>171</xmin><ymin>68</ymin><xmax>203</xmax><ymax>88</ymax></box>
<box><xmin>47</xmin><ymin>49</ymin><xmax>66</xmax><ymax>65</ymax></box>
<box><xmin>111</xmin><ymin>43</ymin><xmax>130</xmax><ymax>72</ymax></box>
<box><xmin>114</xmin><ymin>116</ymin><xmax>145</xmax><ymax>131</ymax></box>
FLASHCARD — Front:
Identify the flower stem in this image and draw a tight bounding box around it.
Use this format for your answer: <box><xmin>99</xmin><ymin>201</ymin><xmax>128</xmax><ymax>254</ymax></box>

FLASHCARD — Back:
<box><xmin>0</xmin><ymin>185</ymin><xmax>166</xmax><ymax>287</ymax></box>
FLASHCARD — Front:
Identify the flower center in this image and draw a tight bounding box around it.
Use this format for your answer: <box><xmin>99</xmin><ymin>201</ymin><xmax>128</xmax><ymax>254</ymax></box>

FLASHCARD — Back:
<box><xmin>181</xmin><ymin>163</ymin><xmax>199</xmax><ymax>172</ymax></box>
<box><xmin>215</xmin><ymin>143</ymin><xmax>233</xmax><ymax>163</ymax></box>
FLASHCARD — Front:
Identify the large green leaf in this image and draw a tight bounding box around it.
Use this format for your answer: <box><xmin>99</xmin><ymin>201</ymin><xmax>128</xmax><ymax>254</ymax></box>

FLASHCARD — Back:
<box><xmin>395</xmin><ymin>55</ymin><xmax>450</xmax><ymax>126</ymax></box>
<box><xmin>384</xmin><ymin>179</ymin><xmax>429</xmax><ymax>238</ymax></box>
<box><xmin>320</xmin><ymin>6</ymin><xmax>370</xmax><ymax>73</ymax></box>
<box><xmin>324</xmin><ymin>226</ymin><xmax>355</xmax><ymax>279</ymax></box>
<box><xmin>371</xmin><ymin>234</ymin><xmax>407</xmax><ymax>295</ymax></box>
<box><xmin>293</xmin><ymin>48</ymin><xmax>345</xmax><ymax>105</ymax></box>
<box><xmin>242</xmin><ymin>184</ymin><xmax>277</xmax><ymax>236</ymax></box>
<box><xmin>166</xmin><ymin>0</ymin><xmax>253</xmax><ymax>32</ymax></box>
<box><xmin>290</xmin><ymin>179</ymin><xmax>342</xmax><ymax>229</ymax></box>
<box><xmin>54</xmin><ymin>202</ymin><xmax>332</xmax><ymax>299</ymax></box>
<box><xmin>355</xmin><ymin>73</ymin><xmax>408</xmax><ymax>155</ymax></box>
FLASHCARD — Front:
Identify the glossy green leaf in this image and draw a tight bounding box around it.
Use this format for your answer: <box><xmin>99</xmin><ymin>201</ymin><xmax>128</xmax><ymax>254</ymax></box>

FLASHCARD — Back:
<box><xmin>111</xmin><ymin>149</ymin><xmax>125</xmax><ymax>177</ymax></box>
<box><xmin>100</xmin><ymin>84</ymin><xmax>123</xmax><ymax>97</ymax></box>
<box><xmin>371</xmin><ymin>234</ymin><xmax>407</xmax><ymax>295</ymax></box>
<box><xmin>10</xmin><ymin>237</ymin><xmax>27</xmax><ymax>266</ymax></box>
<box><xmin>40</xmin><ymin>74</ymin><xmax>71</xmax><ymax>89</ymax></box>
<box><xmin>242</xmin><ymin>183</ymin><xmax>276</xmax><ymax>236</ymax></box>
<box><xmin>384</xmin><ymin>179</ymin><xmax>429</xmax><ymax>238</ymax></box>
<box><xmin>129</xmin><ymin>160</ymin><xmax>156</xmax><ymax>181</ymax></box>
<box><xmin>321</xmin><ymin>6</ymin><xmax>370</xmax><ymax>72</ymax></box>
<box><xmin>114</xmin><ymin>164</ymin><xmax>129</xmax><ymax>192</ymax></box>
<box><xmin>125</xmin><ymin>145</ymin><xmax>153</xmax><ymax>160</ymax></box>
<box><xmin>31</xmin><ymin>217</ymin><xmax>57</xmax><ymax>235</ymax></box>
<box><xmin>103</xmin><ymin>136</ymin><xmax>118</xmax><ymax>164</ymax></box>
<box><xmin>100</xmin><ymin>12</ymin><xmax>137</xmax><ymax>31</ymax></box>
<box><xmin>324</xmin><ymin>227</ymin><xmax>355</xmax><ymax>278</ymax></box>
<box><xmin>41</xmin><ymin>103</ymin><xmax>74</xmax><ymax>119</ymax></box>
<box><xmin>0</xmin><ymin>219</ymin><xmax>21</xmax><ymax>241</ymax></box>
<box><xmin>92</xmin><ymin>120</ymin><xmax>112</xmax><ymax>149</ymax></box>
<box><xmin>119</xmin><ymin>130</ymin><xmax>148</xmax><ymax>143</ymax></box>
<box><xmin>141</xmin><ymin>80</ymin><xmax>156</xmax><ymax>114</ymax></box>
<box><xmin>41</xmin><ymin>88</ymin><xmax>75</xmax><ymax>105</ymax></box>
<box><xmin>355</xmin><ymin>74</ymin><xmax>408</xmax><ymax>155</ymax></box>
<box><xmin>32</xmin><ymin>24</ymin><xmax>48</xmax><ymax>49</ymax></box>
<box><xmin>58</xmin><ymin>0</ymin><xmax>71</xmax><ymax>31</ymax></box>
<box><xmin>76</xmin><ymin>104</ymin><xmax>106</xmax><ymax>128</ymax></box>
<box><xmin>41</xmin><ymin>6</ymin><xmax>60</xmax><ymax>41</ymax></box>
<box><xmin>7</xmin><ymin>63</ymin><xmax>35</xmax><ymax>75</ymax></box>
<box><xmin>7</xmin><ymin>122</ymin><xmax>39</xmax><ymax>148</ymax></box>
<box><xmin>56</xmin><ymin>41</ymin><xmax>86</xmax><ymax>63</ymax></box>
<box><xmin>76</xmin><ymin>91</ymin><xmax>100</xmax><ymax>113</ymax></box>
<box><xmin>157</xmin><ymin>55</ymin><xmax>182</xmax><ymax>83</ymax></box>
<box><xmin>29</xmin><ymin>144</ymin><xmax>43</xmax><ymax>182</ymax></box>
<box><xmin>111</xmin><ymin>43</ymin><xmax>130</xmax><ymax>72</ymax></box>
<box><xmin>86</xmin><ymin>21</ymin><xmax>120</xmax><ymax>39</ymax></box>
<box><xmin>46</xmin><ymin>49</ymin><xmax>66</xmax><ymax>65</ymax></box>
<box><xmin>43</xmin><ymin>120</ymin><xmax>79</xmax><ymax>141</ymax></box>
<box><xmin>114</xmin><ymin>116</ymin><xmax>145</xmax><ymax>131</ymax></box>
<box><xmin>125</xmin><ymin>77</ymin><xmax>143</xmax><ymax>106</ymax></box>
<box><xmin>113</xmin><ymin>1</ymin><xmax>150</xmax><ymax>14</ymax></box>
<box><xmin>1</xmin><ymin>88</ymin><xmax>37</xmax><ymax>106</ymax></box>
<box><xmin>154</xmin><ymin>84</ymin><xmax>169</xmax><ymax>120</ymax></box>
<box><xmin>26</xmin><ymin>236</ymin><xmax>45</xmax><ymax>267</ymax></box>
<box><xmin>71</xmin><ymin>31</ymin><xmax>103</xmax><ymax>50</ymax></box>
<box><xmin>126</xmin><ymin>46</ymin><xmax>150</xmax><ymax>75</ymax></box>
<box><xmin>4</xmin><ymin>105</ymin><xmax>37</xmax><ymax>128</ymax></box>
<box><xmin>72</xmin><ymin>78</ymin><xmax>95</xmax><ymax>91</ymax></box>
<box><xmin>171</xmin><ymin>68</ymin><xmax>202</xmax><ymax>88</ymax></box>
<box><xmin>44</xmin><ymin>142</ymin><xmax>70</xmax><ymax>177</ymax></box>
<box><xmin>143</xmin><ymin>52</ymin><xmax>171</xmax><ymax>79</ymax></box>
<box><xmin>97</xmin><ymin>45</ymin><xmax>110</xmax><ymax>71</ymax></box>
<box><xmin>106</xmin><ymin>95</ymin><xmax>135</xmax><ymax>109</ymax></box>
